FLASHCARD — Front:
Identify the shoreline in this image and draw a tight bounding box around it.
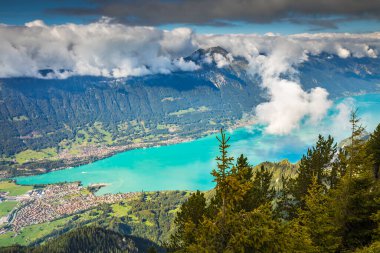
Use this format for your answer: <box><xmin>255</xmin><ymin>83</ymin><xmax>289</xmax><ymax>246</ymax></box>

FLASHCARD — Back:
<box><xmin>10</xmin><ymin>92</ymin><xmax>380</xmax><ymax>182</ymax></box>
<box><xmin>11</xmin><ymin>116</ymin><xmax>257</xmax><ymax>181</ymax></box>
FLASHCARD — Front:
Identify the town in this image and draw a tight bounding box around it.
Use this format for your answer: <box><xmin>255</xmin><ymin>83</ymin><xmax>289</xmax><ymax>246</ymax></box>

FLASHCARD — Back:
<box><xmin>0</xmin><ymin>181</ymin><xmax>138</xmax><ymax>234</ymax></box>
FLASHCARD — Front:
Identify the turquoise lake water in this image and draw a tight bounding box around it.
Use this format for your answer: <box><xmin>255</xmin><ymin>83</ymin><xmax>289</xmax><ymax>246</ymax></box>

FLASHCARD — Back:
<box><xmin>15</xmin><ymin>93</ymin><xmax>380</xmax><ymax>195</ymax></box>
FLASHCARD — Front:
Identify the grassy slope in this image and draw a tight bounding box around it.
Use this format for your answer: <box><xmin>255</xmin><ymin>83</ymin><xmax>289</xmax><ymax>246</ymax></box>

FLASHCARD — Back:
<box><xmin>0</xmin><ymin>201</ymin><xmax>18</xmax><ymax>217</ymax></box>
<box><xmin>0</xmin><ymin>181</ymin><xmax>33</xmax><ymax>196</ymax></box>
<box><xmin>0</xmin><ymin>217</ymin><xmax>72</xmax><ymax>247</ymax></box>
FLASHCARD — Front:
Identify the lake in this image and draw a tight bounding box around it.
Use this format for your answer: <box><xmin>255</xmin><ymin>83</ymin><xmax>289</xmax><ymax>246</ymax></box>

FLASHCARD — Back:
<box><xmin>15</xmin><ymin>93</ymin><xmax>380</xmax><ymax>194</ymax></box>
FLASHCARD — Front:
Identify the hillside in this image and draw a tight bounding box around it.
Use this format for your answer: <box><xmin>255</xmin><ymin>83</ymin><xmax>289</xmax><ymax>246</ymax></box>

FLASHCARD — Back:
<box><xmin>0</xmin><ymin>227</ymin><xmax>162</xmax><ymax>253</ymax></box>
<box><xmin>1</xmin><ymin>48</ymin><xmax>380</xmax><ymax>177</ymax></box>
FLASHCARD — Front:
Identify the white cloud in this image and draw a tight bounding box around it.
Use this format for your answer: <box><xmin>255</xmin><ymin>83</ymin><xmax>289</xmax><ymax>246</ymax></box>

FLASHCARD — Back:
<box><xmin>1</xmin><ymin>19</ymin><xmax>380</xmax><ymax>134</ymax></box>
<box><xmin>25</xmin><ymin>19</ymin><xmax>47</xmax><ymax>28</ymax></box>
<box><xmin>337</xmin><ymin>47</ymin><xmax>351</xmax><ymax>58</ymax></box>
<box><xmin>212</xmin><ymin>53</ymin><xmax>232</xmax><ymax>68</ymax></box>
<box><xmin>194</xmin><ymin>33</ymin><xmax>380</xmax><ymax>134</ymax></box>
<box><xmin>174</xmin><ymin>57</ymin><xmax>200</xmax><ymax>71</ymax></box>
<box><xmin>251</xmin><ymin>40</ymin><xmax>332</xmax><ymax>135</ymax></box>
<box><xmin>329</xmin><ymin>98</ymin><xmax>355</xmax><ymax>140</ymax></box>
<box><xmin>0</xmin><ymin>20</ymin><xmax>199</xmax><ymax>79</ymax></box>
<box><xmin>1</xmin><ymin>20</ymin><xmax>379</xmax><ymax>79</ymax></box>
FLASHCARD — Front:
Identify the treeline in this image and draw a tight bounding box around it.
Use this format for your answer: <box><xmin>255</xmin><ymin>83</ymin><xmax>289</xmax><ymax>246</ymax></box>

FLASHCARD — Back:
<box><xmin>105</xmin><ymin>191</ymin><xmax>190</xmax><ymax>244</ymax></box>
<box><xmin>0</xmin><ymin>227</ymin><xmax>161</xmax><ymax>253</ymax></box>
<box><xmin>167</xmin><ymin>111</ymin><xmax>380</xmax><ymax>252</ymax></box>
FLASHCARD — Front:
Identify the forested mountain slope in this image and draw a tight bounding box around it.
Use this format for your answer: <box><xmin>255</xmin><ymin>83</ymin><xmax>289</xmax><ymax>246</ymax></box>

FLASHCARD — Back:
<box><xmin>1</xmin><ymin>47</ymin><xmax>380</xmax><ymax>176</ymax></box>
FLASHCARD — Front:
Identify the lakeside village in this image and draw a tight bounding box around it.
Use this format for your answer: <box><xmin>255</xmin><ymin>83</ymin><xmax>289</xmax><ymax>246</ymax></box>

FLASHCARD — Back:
<box><xmin>0</xmin><ymin>181</ymin><xmax>138</xmax><ymax>234</ymax></box>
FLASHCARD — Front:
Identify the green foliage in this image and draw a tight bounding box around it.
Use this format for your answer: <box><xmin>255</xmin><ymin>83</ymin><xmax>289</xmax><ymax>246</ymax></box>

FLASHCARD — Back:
<box><xmin>292</xmin><ymin>134</ymin><xmax>337</xmax><ymax>207</ymax></box>
<box><xmin>367</xmin><ymin>123</ymin><xmax>380</xmax><ymax>179</ymax></box>
<box><xmin>211</xmin><ymin>128</ymin><xmax>235</xmax><ymax>215</ymax></box>
<box><xmin>275</xmin><ymin>175</ymin><xmax>297</xmax><ymax>220</ymax></box>
<box><xmin>0</xmin><ymin>201</ymin><xmax>18</xmax><ymax>216</ymax></box>
<box><xmin>0</xmin><ymin>227</ymin><xmax>162</xmax><ymax>253</ymax></box>
<box><xmin>298</xmin><ymin>177</ymin><xmax>341</xmax><ymax>252</ymax></box>
<box><xmin>354</xmin><ymin>241</ymin><xmax>380</xmax><ymax>253</ymax></box>
<box><xmin>168</xmin><ymin>190</ymin><xmax>207</xmax><ymax>250</ymax></box>
<box><xmin>169</xmin><ymin>117</ymin><xmax>380</xmax><ymax>253</ymax></box>
<box><xmin>33</xmin><ymin>227</ymin><xmax>131</xmax><ymax>253</ymax></box>
<box><xmin>329</xmin><ymin>114</ymin><xmax>379</xmax><ymax>251</ymax></box>
<box><xmin>15</xmin><ymin>148</ymin><xmax>57</xmax><ymax>165</ymax></box>
<box><xmin>281</xmin><ymin>220</ymin><xmax>317</xmax><ymax>253</ymax></box>
<box><xmin>249</xmin><ymin>165</ymin><xmax>275</xmax><ymax>210</ymax></box>
<box><xmin>346</xmin><ymin>109</ymin><xmax>372</xmax><ymax>177</ymax></box>
<box><xmin>188</xmin><ymin>205</ymin><xmax>286</xmax><ymax>253</ymax></box>
<box><xmin>332</xmin><ymin>174</ymin><xmax>379</xmax><ymax>251</ymax></box>
<box><xmin>0</xmin><ymin>216</ymin><xmax>73</xmax><ymax>247</ymax></box>
<box><xmin>170</xmin><ymin>129</ymin><xmax>314</xmax><ymax>252</ymax></box>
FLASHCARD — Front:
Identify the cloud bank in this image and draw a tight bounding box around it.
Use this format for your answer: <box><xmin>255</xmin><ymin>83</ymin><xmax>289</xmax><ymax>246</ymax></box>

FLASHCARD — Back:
<box><xmin>0</xmin><ymin>18</ymin><xmax>199</xmax><ymax>78</ymax></box>
<box><xmin>1</xmin><ymin>19</ymin><xmax>380</xmax><ymax>134</ymax></box>
<box><xmin>1</xmin><ymin>19</ymin><xmax>379</xmax><ymax>79</ymax></box>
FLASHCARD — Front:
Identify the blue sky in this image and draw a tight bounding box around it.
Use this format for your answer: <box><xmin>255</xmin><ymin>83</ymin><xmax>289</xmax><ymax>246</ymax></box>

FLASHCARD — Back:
<box><xmin>1</xmin><ymin>0</ymin><xmax>380</xmax><ymax>34</ymax></box>
<box><xmin>0</xmin><ymin>0</ymin><xmax>95</xmax><ymax>25</ymax></box>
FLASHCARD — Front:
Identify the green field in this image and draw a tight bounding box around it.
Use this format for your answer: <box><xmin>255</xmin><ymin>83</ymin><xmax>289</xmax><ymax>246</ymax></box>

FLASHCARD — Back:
<box><xmin>0</xmin><ymin>181</ymin><xmax>33</xmax><ymax>196</ymax></box>
<box><xmin>111</xmin><ymin>203</ymin><xmax>132</xmax><ymax>218</ymax></box>
<box><xmin>0</xmin><ymin>217</ymin><xmax>72</xmax><ymax>247</ymax></box>
<box><xmin>0</xmin><ymin>201</ymin><xmax>18</xmax><ymax>216</ymax></box>
<box><xmin>15</xmin><ymin>148</ymin><xmax>58</xmax><ymax>164</ymax></box>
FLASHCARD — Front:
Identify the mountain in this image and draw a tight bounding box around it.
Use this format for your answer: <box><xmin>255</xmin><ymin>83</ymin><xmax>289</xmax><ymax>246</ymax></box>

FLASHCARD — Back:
<box><xmin>0</xmin><ymin>47</ymin><xmax>380</xmax><ymax>176</ymax></box>
<box><xmin>299</xmin><ymin>53</ymin><xmax>380</xmax><ymax>97</ymax></box>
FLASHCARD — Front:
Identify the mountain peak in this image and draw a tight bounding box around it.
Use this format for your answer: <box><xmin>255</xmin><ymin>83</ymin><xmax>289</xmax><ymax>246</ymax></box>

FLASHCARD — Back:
<box><xmin>185</xmin><ymin>46</ymin><xmax>232</xmax><ymax>67</ymax></box>
<box><xmin>188</xmin><ymin>46</ymin><xmax>229</xmax><ymax>60</ymax></box>
<box><xmin>204</xmin><ymin>46</ymin><xmax>229</xmax><ymax>56</ymax></box>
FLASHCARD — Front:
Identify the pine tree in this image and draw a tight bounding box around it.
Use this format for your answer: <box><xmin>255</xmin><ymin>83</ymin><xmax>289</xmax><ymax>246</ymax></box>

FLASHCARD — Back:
<box><xmin>234</xmin><ymin>154</ymin><xmax>255</xmax><ymax>212</ymax></box>
<box><xmin>367</xmin><ymin>123</ymin><xmax>380</xmax><ymax>179</ymax></box>
<box><xmin>282</xmin><ymin>219</ymin><xmax>317</xmax><ymax>253</ymax></box>
<box><xmin>250</xmin><ymin>165</ymin><xmax>275</xmax><ymax>210</ymax></box>
<box><xmin>168</xmin><ymin>190</ymin><xmax>207</xmax><ymax>250</ymax></box>
<box><xmin>169</xmin><ymin>121</ymin><xmax>380</xmax><ymax>253</ymax></box>
<box><xmin>235</xmin><ymin>154</ymin><xmax>253</xmax><ymax>187</ymax></box>
<box><xmin>275</xmin><ymin>175</ymin><xmax>297</xmax><ymax>220</ymax></box>
<box><xmin>349</xmin><ymin>207</ymin><xmax>380</xmax><ymax>252</ymax></box>
<box><xmin>187</xmin><ymin>205</ymin><xmax>287</xmax><ymax>253</ymax></box>
<box><xmin>333</xmin><ymin>174</ymin><xmax>379</xmax><ymax>250</ymax></box>
<box><xmin>174</xmin><ymin>130</ymin><xmax>286</xmax><ymax>252</ymax></box>
<box><xmin>298</xmin><ymin>177</ymin><xmax>341</xmax><ymax>252</ymax></box>
<box><xmin>331</xmin><ymin>110</ymin><xmax>380</xmax><ymax>251</ymax></box>
<box><xmin>330</xmin><ymin>148</ymin><xmax>348</xmax><ymax>188</ymax></box>
<box><xmin>347</xmin><ymin>109</ymin><xmax>370</xmax><ymax>178</ymax></box>
<box><xmin>211</xmin><ymin>128</ymin><xmax>235</xmax><ymax>219</ymax></box>
<box><xmin>292</xmin><ymin>134</ymin><xmax>337</xmax><ymax>207</ymax></box>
